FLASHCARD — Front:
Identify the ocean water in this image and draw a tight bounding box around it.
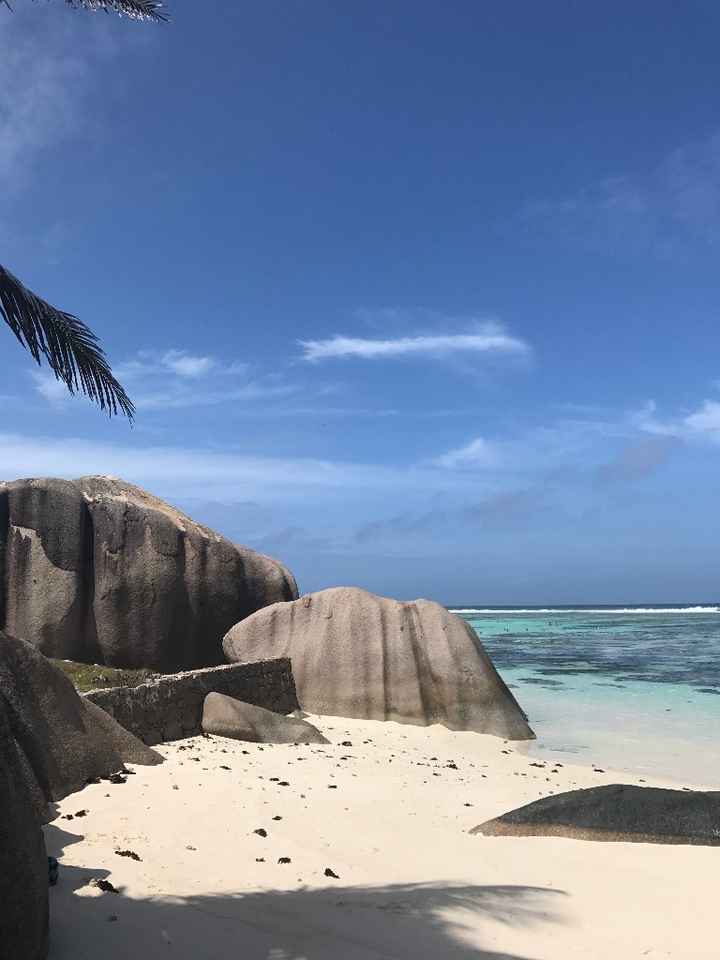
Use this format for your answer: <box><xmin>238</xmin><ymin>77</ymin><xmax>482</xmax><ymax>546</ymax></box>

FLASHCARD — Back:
<box><xmin>454</xmin><ymin>605</ymin><xmax>720</xmax><ymax>785</ymax></box>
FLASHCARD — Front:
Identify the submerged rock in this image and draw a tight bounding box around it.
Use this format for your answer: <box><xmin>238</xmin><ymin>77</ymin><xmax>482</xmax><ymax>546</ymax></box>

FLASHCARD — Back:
<box><xmin>201</xmin><ymin>692</ymin><xmax>329</xmax><ymax>744</ymax></box>
<box><xmin>0</xmin><ymin>632</ymin><xmax>161</xmax><ymax>808</ymax></box>
<box><xmin>0</xmin><ymin>476</ymin><xmax>298</xmax><ymax>670</ymax></box>
<box><xmin>223</xmin><ymin>586</ymin><xmax>534</xmax><ymax>740</ymax></box>
<box><xmin>471</xmin><ymin>783</ymin><xmax>720</xmax><ymax>845</ymax></box>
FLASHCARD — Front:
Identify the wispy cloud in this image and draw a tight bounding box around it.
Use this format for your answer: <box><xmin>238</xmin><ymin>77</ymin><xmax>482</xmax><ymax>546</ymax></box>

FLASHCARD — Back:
<box><xmin>0</xmin><ymin>11</ymin><xmax>142</xmax><ymax>189</ymax></box>
<box><xmin>433</xmin><ymin>436</ymin><xmax>499</xmax><ymax>470</ymax></box>
<box><xmin>464</xmin><ymin>489</ymin><xmax>548</xmax><ymax>529</ymax></box>
<box><xmin>633</xmin><ymin>398</ymin><xmax>720</xmax><ymax>442</ymax></box>
<box><xmin>594</xmin><ymin>435</ymin><xmax>681</xmax><ymax>485</ymax></box>
<box><xmin>159</xmin><ymin>350</ymin><xmax>215</xmax><ymax>378</ymax></box>
<box><xmin>300</xmin><ymin>322</ymin><xmax>530</xmax><ymax>362</ymax></box>
<box><xmin>521</xmin><ymin>131</ymin><xmax>720</xmax><ymax>255</ymax></box>
<box><xmin>684</xmin><ymin>400</ymin><xmax>720</xmax><ymax>437</ymax></box>
<box><xmin>35</xmin><ymin>347</ymin><xmax>288</xmax><ymax>413</ymax></box>
<box><xmin>30</xmin><ymin>370</ymin><xmax>73</xmax><ymax>407</ymax></box>
<box><xmin>0</xmin><ymin>18</ymin><xmax>84</xmax><ymax>184</ymax></box>
<box><xmin>114</xmin><ymin>350</ymin><xmax>241</xmax><ymax>382</ymax></box>
<box><xmin>134</xmin><ymin>380</ymin><xmax>296</xmax><ymax>411</ymax></box>
<box><xmin>354</xmin><ymin>487</ymin><xmax>551</xmax><ymax>544</ymax></box>
<box><xmin>0</xmin><ymin>432</ymin><xmax>405</xmax><ymax>502</ymax></box>
<box><xmin>431</xmin><ymin>392</ymin><xmax>720</xmax><ymax>480</ymax></box>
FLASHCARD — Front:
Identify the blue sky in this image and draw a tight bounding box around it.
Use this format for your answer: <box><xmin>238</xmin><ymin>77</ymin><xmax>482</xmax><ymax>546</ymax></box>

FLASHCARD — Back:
<box><xmin>2</xmin><ymin>1</ymin><xmax>720</xmax><ymax>602</ymax></box>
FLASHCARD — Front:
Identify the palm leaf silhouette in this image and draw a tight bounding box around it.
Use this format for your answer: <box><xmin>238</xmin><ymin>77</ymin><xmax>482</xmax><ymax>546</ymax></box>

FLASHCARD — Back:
<box><xmin>0</xmin><ymin>265</ymin><xmax>135</xmax><ymax>420</ymax></box>
<box><xmin>1</xmin><ymin>0</ymin><xmax>167</xmax><ymax>19</ymax></box>
<box><xmin>0</xmin><ymin>0</ymin><xmax>169</xmax><ymax>418</ymax></box>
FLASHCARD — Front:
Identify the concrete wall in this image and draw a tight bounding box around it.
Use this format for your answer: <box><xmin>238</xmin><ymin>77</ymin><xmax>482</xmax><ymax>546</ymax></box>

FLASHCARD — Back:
<box><xmin>85</xmin><ymin>658</ymin><xmax>298</xmax><ymax>745</ymax></box>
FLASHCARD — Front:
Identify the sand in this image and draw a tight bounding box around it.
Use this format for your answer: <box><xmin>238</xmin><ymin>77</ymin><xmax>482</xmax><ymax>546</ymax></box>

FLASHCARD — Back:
<box><xmin>46</xmin><ymin>714</ymin><xmax>717</xmax><ymax>959</ymax></box>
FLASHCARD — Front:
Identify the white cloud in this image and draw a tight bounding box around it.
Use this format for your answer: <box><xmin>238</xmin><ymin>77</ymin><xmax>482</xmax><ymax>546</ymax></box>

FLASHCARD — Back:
<box><xmin>522</xmin><ymin>131</ymin><xmax>720</xmax><ymax>254</ymax></box>
<box><xmin>115</xmin><ymin>350</ymin><xmax>247</xmax><ymax>383</ymax></box>
<box><xmin>0</xmin><ymin>11</ymin><xmax>137</xmax><ymax>189</ymax></box>
<box><xmin>434</xmin><ymin>436</ymin><xmax>499</xmax><ymax>470</ymax></box>
<box><xmin>160</xmin><ymin>350</ymin><xmax>215</xmax><ymax>378</ymax></box>
<box><xmin>0</xmin><ymin>19</ymin><xmax>83</xmax><ymax>183</ymax></box>
<box><xmin>31</xmin><ymin>370</ymin><xmax>73</xmax><ymax>407</ymax></box>
<box><xmin>134</xmin><ymin>380</ymin><xmax>296</xmax><ymax>411</ymax></box>
<box><xmin>629</xmin><ymin>400</ymin><xmax>671</xmax><ymax>435</ymax></box>
<box><xmin>0</xmin><ymin>432</ymin><xmax>445</xmax><ymax>504</ymax></box>
<box><xmin>31</xmin><ymin>344</ymin><xmax>363</xmax><ymax>415</ymax></box>
<box><xmin>76</xmin><ymin>348</ymin><xmax>269</xmax><ymax>412</ymax></box>
<box><xmin>683</xmin><ymin>400</ymin><xmax>720</xmax><ymax>437</ymax></box>
<box><xmin>300</xmin><ymin>323</ymin><xmax>530</xmax><ymax>362</ymax></box>
<box><xmin>633</xmin><ymin>398</ymin><xmax>720</xmax><ymax>442</ymax></box>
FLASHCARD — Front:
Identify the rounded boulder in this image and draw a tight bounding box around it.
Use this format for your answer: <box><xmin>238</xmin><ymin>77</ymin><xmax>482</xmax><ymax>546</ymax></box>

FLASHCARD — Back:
<box><xmin>223</xmin><ymin>586</ymin><xmax>534</xmax><ymax>740</ymax></box>
<box><xmin>0</xmin><ymin>476</ymin><xmax>298</xmax><ymax>671</ymax></box>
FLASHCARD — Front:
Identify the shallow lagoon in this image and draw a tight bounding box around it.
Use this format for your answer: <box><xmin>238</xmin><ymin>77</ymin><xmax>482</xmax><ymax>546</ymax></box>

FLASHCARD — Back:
<box><xmin>457</xmin><ymin>606</ymin><xmax>720</xmax><ymax>785</ymax></box>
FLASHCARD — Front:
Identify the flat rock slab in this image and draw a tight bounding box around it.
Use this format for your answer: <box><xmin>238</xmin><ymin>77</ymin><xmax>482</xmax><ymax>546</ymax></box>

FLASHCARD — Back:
<box><xmin>223</xmin><ymin>586</ymin><xmax>533</xmax><ymax>740</ymax></box>
<box><xmin>201</xmin><ymin>692</ymin><xmax>329</xmax><ymax>744</ymax></box>
<box><xmin>471</xmin><ymin>784</ymin><xmax>720</xmax><ymax>846</ymax></box>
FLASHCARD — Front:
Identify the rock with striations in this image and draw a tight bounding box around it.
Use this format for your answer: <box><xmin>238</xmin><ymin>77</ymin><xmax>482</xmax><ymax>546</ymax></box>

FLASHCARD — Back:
<box><xmin>470</xmin><ymin>784</ymin><xmax>720</xmax><ymax>845</ymax></box>
<box><xmin>0</xmin><ymin>693</ymin><xmax>49</xmax><ymax>960</ymax></box>
<box><xmin>0</xmin><ymin>476</ymin><xmax>298</xmax><ymax>671</ymax></box>
<box><xmin>201</xmin><ymin>692</ymin><xmax>329</xmax><ymax>744</ymax></box>
<box><xmin>223</xmin><ymin>586</ymin><xmax>534</xmax><ymax>740</ymax></box>
<box><xmin>0</xmin><ymin>632</ymin><xmax>161</xmax><ymax>807</ymax></box>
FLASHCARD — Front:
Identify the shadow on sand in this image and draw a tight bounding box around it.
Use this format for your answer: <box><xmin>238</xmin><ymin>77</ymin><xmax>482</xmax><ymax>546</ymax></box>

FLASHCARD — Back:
<box><xmin>46</xmin><ymin>824</ymin><xmax>566</xmax><ymax>960</ymax></box>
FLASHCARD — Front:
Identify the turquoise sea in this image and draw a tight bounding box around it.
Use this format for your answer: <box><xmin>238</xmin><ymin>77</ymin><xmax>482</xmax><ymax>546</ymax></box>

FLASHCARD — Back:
<box><xmin>454</xmin><ymin>605</ymin><xmax>720</xmax><ymax>785</ymax></box>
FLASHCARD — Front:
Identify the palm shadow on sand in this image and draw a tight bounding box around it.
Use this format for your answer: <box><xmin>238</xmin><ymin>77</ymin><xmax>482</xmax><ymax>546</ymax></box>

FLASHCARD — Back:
<box><xmin>47</xmin><ymin>825</ymin><xmax>567</xmax><ymax>960</ymax></box>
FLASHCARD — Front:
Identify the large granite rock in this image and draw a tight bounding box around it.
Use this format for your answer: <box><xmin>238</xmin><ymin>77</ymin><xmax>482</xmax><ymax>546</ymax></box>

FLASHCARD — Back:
<box><xmin>0</xmin><ymin>632</ymin><xmax>161</xmax><ymax>806</ymax></box>
<box><xmin>471</xmin><ymin>784</ymin><xmax>720</xmax><ymax>845</ymax></box>
<box><xmin>0</xmin><ymin>476</ymin><xmax>298</xmax><ymax>670</ymax></box>
<box><xmin>223</xmin><ymin>587</ymin><xmax>534</xmax><ymax>740</ymax></box>
<box><xmin>202</xmin><ymin>692</ymin><xmax>328</xmax><ymax>743</ymax></box>
<box><xmin>0</xmin><ymin>694</ymin><xmax>48</xmax><ymax>960</ymax></box>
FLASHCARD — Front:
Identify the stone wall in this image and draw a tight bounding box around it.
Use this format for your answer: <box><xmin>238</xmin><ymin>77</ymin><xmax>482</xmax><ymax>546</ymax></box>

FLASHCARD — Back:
<box><xmin>84</xmin><ymin>658</ymin><xmax>298</xmax><ymax>745</ymax></box>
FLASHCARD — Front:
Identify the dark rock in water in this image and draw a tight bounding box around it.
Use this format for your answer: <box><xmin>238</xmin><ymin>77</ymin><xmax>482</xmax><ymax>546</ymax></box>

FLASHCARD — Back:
<box><xmin>0</xmin><ymin>694</ymin><xmax>48</xmax><ymax>960</ymax></box>
<box><xmin>223</xmin><ymin>587</ymin><xmax>534</xmax><ymax>740</ymax></box>
<box><xmin>0</xmin><ymin>476</ymin><xmax>298</xmax><ymax>671</ymax></box>
<box><xmin>0</xmin><ymin>632</ymin><xmax>161</xmax><ymax>807</ymax></box>
<box><xmin>471</xmin><ymin>784</ymin><xmax>720</xmax><ymax>846</ymax></box>
<box><xmin>201</xmin><ymin>693</ymin><xmax>328</xmax><ymax>745</ymax></box>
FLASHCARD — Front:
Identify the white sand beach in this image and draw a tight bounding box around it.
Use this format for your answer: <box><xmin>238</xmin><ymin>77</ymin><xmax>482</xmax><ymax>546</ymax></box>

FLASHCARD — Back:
<box><xmin>46</xmin><ymin>715</ymin><xmax>717</xmax><ymax>960</ymax></box>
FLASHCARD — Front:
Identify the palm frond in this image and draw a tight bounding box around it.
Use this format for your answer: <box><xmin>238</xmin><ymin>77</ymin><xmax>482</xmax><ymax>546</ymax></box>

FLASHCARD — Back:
<box><xmin>0</xmin><ymin>0</ymin><xmax>168</xmax><ymax>21</ymax></box>
<box><xmin>62</xmin><ymin>0</ymin><xmax>168</xmax><ymax>21</ymax></box>
<box><xmin>0</xmin><ymin>264</ymin><xmax>135</xmax><ymax>420</ymax></box>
